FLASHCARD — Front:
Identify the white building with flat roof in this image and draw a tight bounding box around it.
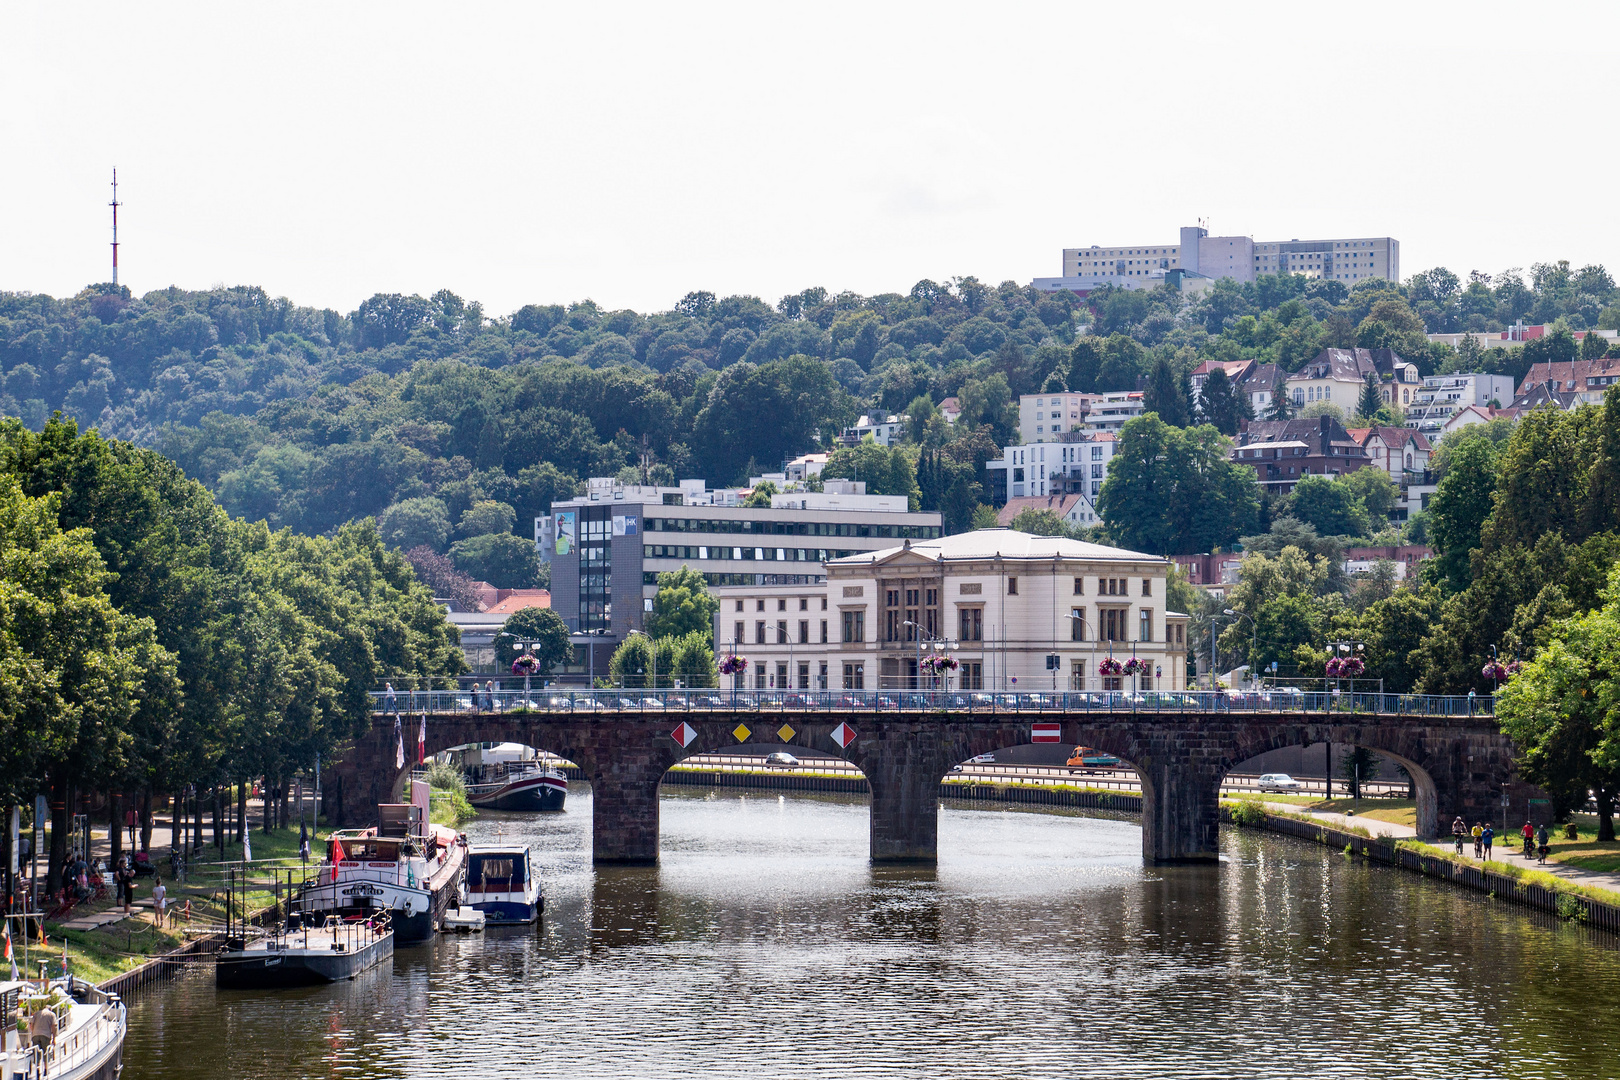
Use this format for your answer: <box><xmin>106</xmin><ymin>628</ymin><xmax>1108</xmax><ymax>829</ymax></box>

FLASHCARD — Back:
<box><xmin>712</xmin><ymin>530</ymin><xmax>1189</xmax><ymax>692</ymax></box>
<box><xmin>1034</xmin><ymin>224</ymin><xmax>1399</xmax><ymax>294</ymax></box>
<box><xmin>985</xmin><ymin>433</ymin><xmax>1117</xmax><ymax>503</ymax></box>
<box><xmin>1404</xmin><ymin>374</ymin><xmax>1517</xmax><ymax>433</ymax></box>
<box><xmin>1018</xmin><ymin>392</ymin><xmax>1094</xmax><ymax>443</ymax></box>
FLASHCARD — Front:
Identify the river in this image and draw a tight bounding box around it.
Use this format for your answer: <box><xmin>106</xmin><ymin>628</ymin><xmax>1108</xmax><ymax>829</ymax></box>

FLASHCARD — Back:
<box><xmin>123</xmin><ymin>786</ymin><xmax>1620</xmax><ymax>1079</ymax></box>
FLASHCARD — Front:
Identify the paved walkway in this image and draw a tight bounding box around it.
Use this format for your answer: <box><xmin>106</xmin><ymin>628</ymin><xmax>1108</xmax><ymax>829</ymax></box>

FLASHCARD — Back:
<box><xmin>1267</xmin><ymin>802</ymin><xmax>1620</xmax><ymax>896</ymax></box>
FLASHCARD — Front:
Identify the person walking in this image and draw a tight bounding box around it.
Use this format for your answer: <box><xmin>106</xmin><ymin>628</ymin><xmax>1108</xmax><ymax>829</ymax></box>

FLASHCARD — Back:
<box><xmin>1481</xmin><ymin>824</ymin><xmax>1494</xmax><ymax>861</ymax></box>
<box><xmin>1471</xmin><ymin>821</ymin><xmax>1484</xmax><ymax>859</ymax></box>
<box><xmin>385</xmin><ymin>682</ymin><xmax>397</xmax><ymax>713</ymax></box>
<box><xmin>1452</xmin><ymin>816</ymin><xmax>1468</xmax><ymax>855</ymax></box>
<box><xmin>151</xmin><ymin>876</ymin><xmax>167</xmax><ymax>928</ymax></box>
<box><xmin>29</xmin><ymin>996</ymin><xmax>57</xmax><ymax>1058</ymax></box>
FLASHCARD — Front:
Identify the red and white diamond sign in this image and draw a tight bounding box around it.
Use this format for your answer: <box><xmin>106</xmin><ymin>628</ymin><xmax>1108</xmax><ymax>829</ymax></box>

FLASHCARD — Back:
<box><xmin>670</xmin><ymin>722</ymin><xmax>698</xmax><ymax>748</ymax></box>
<box><xmin>1031</xmin><ymin>722</ymin><xmax>1062</xmax><ymax>743</ymax></box>
<box><xmin>831</xmin><ymin>721</ymin><xmax>858</xmax><ymax>749</ymax></box>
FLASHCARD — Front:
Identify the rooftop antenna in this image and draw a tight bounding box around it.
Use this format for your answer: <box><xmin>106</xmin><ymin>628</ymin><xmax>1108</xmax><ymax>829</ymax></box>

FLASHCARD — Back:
<box><xmin>109</xmin><ymin>168</ymin><xmax>121</xmax><ymax>285</ymax></box>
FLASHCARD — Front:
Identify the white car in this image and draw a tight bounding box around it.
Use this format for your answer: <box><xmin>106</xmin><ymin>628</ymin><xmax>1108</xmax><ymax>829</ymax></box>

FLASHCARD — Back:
<box><xmin>1256</xmin><ymin>773</ymin><xmax>1304</xmax><ymax>792</ymax></box>
<box><xmin>967</xmin><ymin>753</ymin><xmax>995</xmax><ymax>764</ymax></box>
<box><xmin>764</xmin><ymin>752</ymin><xmax>800</xmax><ymax>767</ymax></box>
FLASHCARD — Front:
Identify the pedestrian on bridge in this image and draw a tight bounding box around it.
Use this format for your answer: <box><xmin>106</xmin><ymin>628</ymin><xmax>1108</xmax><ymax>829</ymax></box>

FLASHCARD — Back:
<box><xmin>385</xmin><ymin>682</ymin><xmax>397</xmax><ymax>713</ymax></box>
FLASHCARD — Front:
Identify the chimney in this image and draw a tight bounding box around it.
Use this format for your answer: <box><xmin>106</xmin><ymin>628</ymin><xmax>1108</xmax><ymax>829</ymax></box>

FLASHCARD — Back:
<box><xmin>1320</xmin><ymin>415</ymin><xmax>1330</xmax><ymax>435</ymax></box>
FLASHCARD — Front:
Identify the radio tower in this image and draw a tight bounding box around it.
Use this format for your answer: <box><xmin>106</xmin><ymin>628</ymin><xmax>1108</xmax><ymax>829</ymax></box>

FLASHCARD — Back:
<box><xmin>109</xmin><ymin>169</ymin><xmax>121</xmax><ymax>285</ymax></box>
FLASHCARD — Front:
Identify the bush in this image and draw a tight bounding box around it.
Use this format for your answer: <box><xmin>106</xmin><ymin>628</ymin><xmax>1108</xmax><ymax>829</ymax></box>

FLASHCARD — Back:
<box><xmin>1229</xmin><ymin>798</ymin><xmax>1268</xmax><ymax>827</ymax></box>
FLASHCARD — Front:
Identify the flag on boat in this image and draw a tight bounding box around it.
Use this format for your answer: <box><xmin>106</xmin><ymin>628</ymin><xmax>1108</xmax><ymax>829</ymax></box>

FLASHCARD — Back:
<box><xmin>4</xmin><ymin>920</ymin><xmax>15</xmax><ymax>982</ymax></box>
<box><xmin>417</xmin><ymin>713</ymin><xmax>426</xmax><ymax>765</ymax></box>
<box><xmin>394</xmin><ymin>713</ymin><xmax>405</xmax><ymax>770</ymax></box>
<box><xmin>1031</xmin><ymin>722</ymin><xmax>1062</xmax><ymax>743</ymax></box>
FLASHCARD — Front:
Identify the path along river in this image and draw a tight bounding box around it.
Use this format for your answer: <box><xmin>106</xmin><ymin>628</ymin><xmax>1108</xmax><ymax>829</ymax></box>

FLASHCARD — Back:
<box><xmin>125</xmin><ymin>787</ymin><xmax>1620</xmax><ymax>1079</ymax></box>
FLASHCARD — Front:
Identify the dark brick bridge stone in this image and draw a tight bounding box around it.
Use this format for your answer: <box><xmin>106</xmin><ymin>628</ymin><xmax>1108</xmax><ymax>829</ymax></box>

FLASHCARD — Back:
<box><xmin>324</xmin><ymin>710</ymin><xmax>1517</xmax><ymax>866</ymax></box>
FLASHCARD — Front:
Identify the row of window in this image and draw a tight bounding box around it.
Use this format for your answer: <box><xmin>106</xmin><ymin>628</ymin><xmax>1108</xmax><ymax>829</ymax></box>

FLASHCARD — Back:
<box><xmin>642</xmin><ymin>572</ymin><xmax>824</xmax><ymax>587</ymax></box>
<box><xmin>735</xmin><ymin>619</ymin><xmax>830</xmax><ymax>646</ymax></box>
<box><xmin>644</xmin><ymin>545</ymin><xmax>857</xmax><ymax>563</ymax></box>
<box><xmin>644</xmin><ymin>517</ymin><xmax>940</xmax><ymax>539</ymax></box>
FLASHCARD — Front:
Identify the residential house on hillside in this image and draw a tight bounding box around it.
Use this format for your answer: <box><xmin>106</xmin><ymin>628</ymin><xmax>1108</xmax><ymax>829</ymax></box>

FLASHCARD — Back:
<box><xmin>1515</xmin><ymin>357</ymin><xmax>1620</xmax><ymax>408</ymax></box>
<box><xmin>1082</xmin><ymin>391</ymin><xmax>1146</xmax><ymax>433</ymax></box>
<box><xmin>1287</xmin><ymin>348</ymin><xmax>1421</xmax><ymax>411</ymax></box>
<box><xmin>1405</xmin><ymin>373</ymin><xmax>1517</xmax><ymax>433</ymax></box>
<box><xmin>1230</xmin><ymin>416</ymin><xmax>1371</xmax><ymax>495</ymax></box>
<box><xmin>1237</xmin><ymin>362</ymin><xmax>1282</xmax><ymax>416</ymax></box>
<box><xmin>1343</xmin><ymin>545</ymin><xmax>1432</xmax><ymax>581</ymax></box>
<box><xmin>840</xmin><ymin>413</ymin><xmax>908</xmax><ymax>446</ymax></box>
<box><xmin>985</xmin><ymin>433</ymin><xmax>1116</xmax><ymax>504</ymax></box>
<box><xmin>1018</xmin><ymin>392</ymin><xmax>1095</xmax><ymax>443</ymax></box>
<box><xmin>938</xmin><ymin>397</ymin><xmax>962</xmax><ymax>424</ymax></box>
<box><xmin>1190</xmin><ymin>359</ymin><xmax>1253</xmax><ymax>403</ymax></box>
<box><xmin>995</xmin><ymin>492</ymin><xmax>1101</xmax><ymax>530</ymax></box>
<box><xmin>1346</xmin><ymin>425</ymin><xmax>1433</xmax><ymax>519</ymax></box>
<box><xmin>1442</xmin><ymin>404</ymin><xmax>1519</xmax><ymax>435</ymax></box>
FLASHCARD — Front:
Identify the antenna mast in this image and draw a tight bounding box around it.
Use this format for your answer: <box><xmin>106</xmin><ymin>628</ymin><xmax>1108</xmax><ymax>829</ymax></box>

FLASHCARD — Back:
<box><xmin>110</xmin><ymin>169</ymin><xmax>121</xmax><ymax>285</ymax></box>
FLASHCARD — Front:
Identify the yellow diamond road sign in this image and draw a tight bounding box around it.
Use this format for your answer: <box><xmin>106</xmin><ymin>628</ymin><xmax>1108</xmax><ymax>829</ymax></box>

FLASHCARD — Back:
<box><xmin>777</xmin><ymin>724</ymin><xmax>796</xmax><ymax>742</ymax></box>
<box><xmin>732</xmin><ymin>724</ymin><xmax>751</xmax><ymax>742</ymax></box>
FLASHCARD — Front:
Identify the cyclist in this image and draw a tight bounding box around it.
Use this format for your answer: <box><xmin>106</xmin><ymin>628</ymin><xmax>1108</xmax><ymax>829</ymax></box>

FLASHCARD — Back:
<box><xmin>1451</xmin><ymin>816</ymin><xmax>1467</xmax><ymax>855</ymax></box>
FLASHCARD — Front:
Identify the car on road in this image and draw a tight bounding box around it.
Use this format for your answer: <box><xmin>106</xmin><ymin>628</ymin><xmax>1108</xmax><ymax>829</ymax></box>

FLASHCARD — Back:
<box><xmin>764</xmin><ymin>752</ymin><xmax>799</xmax><ymax>767</ymax></box>
<box><xmin>967</xmin><ymin>753</ymin><xmax>995</xmax><ymax>764</ymax></box>
<box><xmin>1256</xmin><ymin>773</ymin><xmax>1304</xmax><ymax>792</ymax></box>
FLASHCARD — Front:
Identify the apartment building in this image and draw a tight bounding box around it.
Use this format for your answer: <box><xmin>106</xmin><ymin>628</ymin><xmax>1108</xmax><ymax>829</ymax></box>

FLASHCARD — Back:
<box><xmin>711</xmin><ymin>530</ymin><xmax>1189</xmax><ymax>692</ymax></box>
<box><xmin>1230</xmin><ymin>416</ymin><xmax>1372</xmax><ymax>495</ymax></box>
<box><xmin>985</xmin><ymin>433</ymin><xmax>1117</xmax><ymax>503</ymax></box>
<box><xmin>1287</xmin><ymin>348</ymin><xmax>1420</xmax><ymax>410</ymax></box>
<box><xmin>542</xmin><ymin>478</ymin><xmax>941</xmax><ymax>671</ymax></box>
<box><xmin>840</xmin><ymin>413</ymin><xmax>908</xmax><ymax>447</ymax></box>
<box><xmin>1083</xmin><ymin>391</ymin><xmax>1146</xmax><ymax>433</ymax></box>
<box><xmin>1516</xmin><ymin>357</ymin><xmax>1620</xmax><ymax>407</ymax></box>
<box><xmin>1404</xmin><ymin>374</ymin><xmax>1517</xmax><ymax>433</ymax></box>
<box><xmin>1018</xmin><ymin>392</ymin><xmax>1094</xmax><ymax>443</ymax></box>
<box><xmin>1033</xmin><ymin>225</ymin><xmax>1399</xmax><ymax>294</ymax></box>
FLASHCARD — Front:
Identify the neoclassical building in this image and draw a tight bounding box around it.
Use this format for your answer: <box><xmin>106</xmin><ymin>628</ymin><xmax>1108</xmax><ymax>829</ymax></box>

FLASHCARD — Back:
<box><xmin>711</xmin><ymin>529</ymin><xmax>1189</xmax><ymax>693</ymax></box>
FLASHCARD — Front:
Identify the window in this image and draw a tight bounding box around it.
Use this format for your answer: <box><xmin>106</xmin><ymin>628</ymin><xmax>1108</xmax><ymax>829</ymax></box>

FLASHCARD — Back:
<box><xmin>734</xmin><ymin>621</ymin><xmax>744</xmax><ymax>645</ymax></box>
<box><xmin>757</xmin><ymin>599</ymin><xmax>766</xmax><ymax>612</ymax></box>
<box><xmin>778</xmin><ymin>598</ymin><xmax>787</xmax><ymax>612</ymax></box>
<box><xmin>959</xmin><ymin>606</ymin><xmax>982</xmax><ymax>641</ymax></box>
<box><xmin>1071</xmin><ymin>608</ymin><xmax>1086</xmax><ymax>641</ymax></box>
<box><xmin>799</xmin><ymin>619</ymin><xmax>809</xmax><ymax>645</ymax></box>
<box><xmin>820</xmin><ymin>619</ymin><xmax>828</xmax><ymax>644</ymax></box>
<box><xmin>843</xmin><ymin>662</ymin><xmax>865</xmax><ymax>690</ymax></box>
<box><xmin>776</xmin><ymin>662</ymin><xmax>787</xmax><ymax>688</ymax></box>
<box><xmin>756</xmin><ymin>621</ymin><xmax>766</xmax><ymax>644</ymax></box>
<box><xmin>1142</xmin><ymin>579</ymin><xmax>1151</xmax><ymax>597</ymax></box>
<box><xmin>821</xmin><ymin>597</ymin><xmax>828</xmax><ymax>610</ymax></box>
<box><xmin>735</xmin><ymin>599</ymin><xmax>744</xmax><ymax>612</ymax></box>
<box><xmin>842</xmin><ymin>610</ymin><xmax>865</xmax><ymax>642</ymax></box>
<box><xmin>1176</xmin><ymin>623</ymin><xmax>1184</xmax><ymax>645</ymax></box>
<box><xmin>777</xmin><ymin>619</ymin><xmax>788</xmax><ymax>643</ymax></box>
<box><xmin>798</xmin><ymin>662</ymin><xmax>810</xmax><ymax>690</ymax></box>
<box><xmin>961</xmin><ymin>662</ymin><xmax>983</xmax><ymax>690</ymax></box>
<box><xmin>1139</xmin><ymin>609</ymin><xmax>1152</xmax><ymax>642</ymax></box>
<box><xmin>1073</xmin><ymin>577</ymin><xmax>1084</xmax><ymax>595</ymax></box>
<box><xmin>1007</xmin><ymin>576</ymin><xmax>1018</xmax><ymax>595</ymax></box>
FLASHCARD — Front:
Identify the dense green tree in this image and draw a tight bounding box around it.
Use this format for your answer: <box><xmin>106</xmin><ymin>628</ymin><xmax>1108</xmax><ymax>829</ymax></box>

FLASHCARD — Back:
<box><xmin>457</xmin><ymin>499</ymin><xmax>516</xmax><ymax>538</ymax></box>
<box><xmin>1355</xmin><ymin>373</ymin><xmax>1384</xmax><ymax>423</ymax></box>
<box><xmin>1199</xmin><ymin>368</ymin><xmax>1249</xmax><ymax>436</ymax></box>
<box><xmin>645</xmin><ymin>565</ymin><xmax>720</xmax><ymax>644</ymax></box>
<box><xmin>1280</xmin><ymin>475</ymin><xmax>1368</xmax><ymax>538</ymax></box>
<box><xmin>821</xmin><ymin>440</ymin><xmax>921</xmax><ymax>509</ymax></box>
<box><xmin>379</xmin><ymin>497</ymin><xmax>452</xmax><ymax>552</ymax></box>
<box><xmin>1142</xmin><ymin>357</ymin><xmax>1191</xmax><ymax>427</ymax></box>
<box><xmin>1097</xmin><ymin>416</ymin><xmax>1260</xmax><ymax>555</ymax></box>
<box><xmin>1427</xmin><ymin>434</ymin><xmax>1499</xmax><ymax>592</ymax></box>
<box><xmin>495</xmin><ymin>607</ymin><xmax>572</xmax><ymax>677</ymax></box>
<box><xmin>449</xmin><ymin>531</ymin><xmax>542</xmax><ymax>587</ymax></box>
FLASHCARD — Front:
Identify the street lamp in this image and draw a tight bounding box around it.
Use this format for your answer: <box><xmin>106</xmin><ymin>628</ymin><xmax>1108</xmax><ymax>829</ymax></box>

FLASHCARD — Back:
<box><xmin>627</xmin><ymin>629</ymin><xmax>656</xmax><ymax>690</ymax></box>
<box><xmin>1066</xmin><ymin>612</ymin><xmax>1095</xmax><ymax>692</ymax></box>
<box><xmin>1223</xmin><ymin>609</ymin><xmax>1257</xmax><ymax>688</ymax></box>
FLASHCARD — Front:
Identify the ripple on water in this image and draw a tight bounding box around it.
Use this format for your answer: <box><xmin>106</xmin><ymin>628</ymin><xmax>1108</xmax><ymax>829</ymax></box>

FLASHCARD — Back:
<box><xmin>123</xmin><ymin>786</ymin><xmax>1620</xmax><ymax>1080</ymax></box>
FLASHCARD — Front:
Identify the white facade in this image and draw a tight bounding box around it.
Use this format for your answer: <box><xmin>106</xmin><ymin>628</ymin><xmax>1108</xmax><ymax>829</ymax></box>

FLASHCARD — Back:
<box><xmin>1405</xmin><ymin>374</ymin><xmax>1517</xmax><ymax>433</ymax></box>
<box><xmin>843</xmin><ymin>413</ymin><xmax>907</xmax><ymax>446</ymax></box>
<box><xmin>1084</xmin><ymin>392</ymin><xmax>1146</xmax><ymax>433</ymax></box>
<box><xmin>712</xmin><ymin>530</ymin><xmax>1190</xmax><ymax>692</ymax></box>
<box><xmin>986</xmin><ymin>434</ymin><xmax>1116</xmax><ymax>501</ymax></box>
<box><xmin>1018</xmin><ymin>392</ymin><xmax>1093</xmax><ymax>443</ymax></box>
<box><xmin>1036</xmin><ymin>225</ymin><xmax>1399</xmax><ymax>293</ymax></box>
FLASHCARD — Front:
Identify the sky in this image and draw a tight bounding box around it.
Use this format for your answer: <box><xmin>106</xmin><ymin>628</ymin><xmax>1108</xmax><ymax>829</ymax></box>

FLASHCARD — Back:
<box><xmin>3</xmin><ymin>1</ymin><xmax>1617</xmax><ymax>318</ymax></box>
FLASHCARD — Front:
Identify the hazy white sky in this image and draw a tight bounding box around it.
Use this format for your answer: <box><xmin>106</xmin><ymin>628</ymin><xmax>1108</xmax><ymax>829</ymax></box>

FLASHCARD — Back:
<box><xmin>3</xmin><ymin>2</ymin><xmax>1616</xmax><ymax>318</ymax></box>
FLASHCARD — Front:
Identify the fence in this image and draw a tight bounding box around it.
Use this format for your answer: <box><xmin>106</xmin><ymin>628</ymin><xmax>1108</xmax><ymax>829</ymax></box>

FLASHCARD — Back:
<box><xmin>372</xmin><ymin>687</ymin><xmax>1496</xmax><ymax>719</ymax></box>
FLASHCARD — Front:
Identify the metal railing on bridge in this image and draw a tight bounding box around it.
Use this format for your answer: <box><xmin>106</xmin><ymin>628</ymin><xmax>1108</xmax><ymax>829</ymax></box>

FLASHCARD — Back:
<box><xmin>371</xmin><ymin>688</ymin><xmax>1496</xmax><ymax>719</ymax></box>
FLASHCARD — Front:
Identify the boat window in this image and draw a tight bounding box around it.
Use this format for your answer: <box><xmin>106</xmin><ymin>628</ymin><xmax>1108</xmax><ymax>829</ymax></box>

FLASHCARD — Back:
<box><xmin>472</xmin><ymin>857</ymin><xmax>519</xmax><ymax>884</ymax></box>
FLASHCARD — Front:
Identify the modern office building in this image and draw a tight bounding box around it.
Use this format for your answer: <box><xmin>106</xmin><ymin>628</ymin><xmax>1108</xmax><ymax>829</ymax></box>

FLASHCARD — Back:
<box><xmin>710</xmin><ymin>529</ymin><xmax>1189</xmax><ymax>692</ymax></box>
<box><xmin>1033</xmin><ymin>224</ymin><xmax>1399</xmax><ymax>295</ymax></box>
<box><xmin>541</xmin><ymin>477</ymin><xmax>942</xmax><ymax>666</ymax></box>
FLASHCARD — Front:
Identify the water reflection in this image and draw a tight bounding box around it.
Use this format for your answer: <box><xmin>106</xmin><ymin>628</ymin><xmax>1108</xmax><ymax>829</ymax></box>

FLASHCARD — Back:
<box><xmin>122</xmin><ymin>784</ymin><xmax>1620</xmax><ymax>1080</ymax></box>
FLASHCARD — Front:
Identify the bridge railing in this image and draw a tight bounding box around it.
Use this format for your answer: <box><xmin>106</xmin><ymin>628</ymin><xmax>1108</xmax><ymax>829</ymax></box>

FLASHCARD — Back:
<box><xmin>370</xmin><ymin>688</ymin><xmax>1496</xmax><ymax>718</ymax></box>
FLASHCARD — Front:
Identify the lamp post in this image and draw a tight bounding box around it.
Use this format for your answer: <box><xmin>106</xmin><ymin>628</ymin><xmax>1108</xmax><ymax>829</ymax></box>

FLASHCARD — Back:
<box><xmin>1223</xmin><ymin>609</ymin><xmax>1257</xmax><ymax>689</ymax></box>
<box><xmin>1066</xmin><ymin>612</ymin><xmax>1094</xmax><ymax>692</ymax></box>
<box><xmin>627</xmin><ymin>629</ymin><xmax>655</xmax><ymax>690</ymax></box>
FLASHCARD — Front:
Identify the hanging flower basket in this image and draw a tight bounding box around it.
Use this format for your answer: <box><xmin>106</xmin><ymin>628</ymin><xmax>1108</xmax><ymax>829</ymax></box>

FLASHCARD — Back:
<box><xmin>921</xmin><ymin>654</ymin><xmax>958</xmax><ymax>673</ymax></box>
<box><xmin>1122</xmin><ymin>657</ymin><xmax>1144</xmax><ymax>675</ymax></box>
<box><xmin>1482</xmin><ymin>661</ymin><xmax>1509</xmax><ymax>681</ymax></box>
<box><xmin>719</xmin><ymin>654</ymin><xmax>748</xmax><ymax>676</ymax></box>
<box><xmin>1099</xmin><ymin>657</ymin><xmax>1123</xmax><ymax>676</ymax></box>
<box><xmin>1325</xmin><ymin>657</ymin><xmax>1342</xmax><ymax>677</ymax></box>
<box><xmin>1339</xmin><ymin>657</ymin><xmax>1364</xmax><ymax>677</ymax></box>
<box><xmin>511</xmin><ymin>654</ymin><xmax>540</xmax><ymax>676</ymax></box>
<box><xmin>1505</xmin><ymin>660</ymin><xmax>1523</xmax><ymax>676</ymax></box>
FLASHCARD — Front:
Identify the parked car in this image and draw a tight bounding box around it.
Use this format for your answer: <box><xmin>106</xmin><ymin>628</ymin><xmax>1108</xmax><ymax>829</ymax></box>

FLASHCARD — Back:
<box><xmin>764</xmin><ymin>751</ymin><xmax>799</xmax><ymax>767</ymax></box>
<box><xmin>1256</xmin><ymin>773</ymin><xmax>1304</xmax><ymax>792</ymax></box>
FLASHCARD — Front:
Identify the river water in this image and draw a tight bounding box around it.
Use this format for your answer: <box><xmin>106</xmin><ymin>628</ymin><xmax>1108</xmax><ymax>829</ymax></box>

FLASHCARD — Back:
<box><xmin>124</xmin><ymin>786</ymin><xmax>1620</xmax><ymax>1079</ymax></box>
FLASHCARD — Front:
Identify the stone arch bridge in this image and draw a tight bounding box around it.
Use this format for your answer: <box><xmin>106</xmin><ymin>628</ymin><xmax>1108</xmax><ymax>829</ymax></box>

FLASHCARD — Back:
<box><xmin>325</xmin><ymin>705</ymin><xmax>1520</xmax><ymax>865</ymax></box>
